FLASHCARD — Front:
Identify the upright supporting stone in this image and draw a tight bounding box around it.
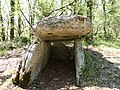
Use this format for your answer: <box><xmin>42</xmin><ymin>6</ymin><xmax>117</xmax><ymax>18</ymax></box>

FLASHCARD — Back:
<box><xmin>13</xmin><ymin>40</ymin><xmax>50</xmax><ymax>87</ymax></box>
<box><xmin>26</xmin><ymin>41</ymin><xmax>50</xmax><ymax>84</ymax></box>
<box><xmin>74</xmin><ymin>39</ymin><xmax>85</xmax><ymax>86</ymax></box>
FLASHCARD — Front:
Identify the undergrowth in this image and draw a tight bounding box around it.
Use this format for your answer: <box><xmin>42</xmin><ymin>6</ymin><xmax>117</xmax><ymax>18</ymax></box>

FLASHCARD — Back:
<box><xmin>0</xmin><ymin>37</ymin><xmax>29</xmax><ymax>56</ymax></box>
<box><xmin>92</xmin><ymin>37</ymin><xmax>120</xmax><ymax>49</ymax></box>
<box><xmin>81</xmin><ymin>36</ymin><xmax>120</xmax><ymax>49</ymax></box>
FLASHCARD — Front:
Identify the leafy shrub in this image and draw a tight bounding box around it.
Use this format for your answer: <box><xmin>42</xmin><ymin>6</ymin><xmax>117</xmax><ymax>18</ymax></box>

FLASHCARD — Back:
<box><xmin>13</xmin><ymin>37</ymin><xmax>29</xmax><ymax>44</ymax></box>
<box><xmin>13</xmin><ymin>37</ymin><xmax>30</xmax><ymax>48</ymax></box>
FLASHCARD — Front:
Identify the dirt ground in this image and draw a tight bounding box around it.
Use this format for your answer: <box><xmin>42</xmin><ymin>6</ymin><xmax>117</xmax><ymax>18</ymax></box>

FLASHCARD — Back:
<box><xmin>0</xmin><ymin>46</ymin><xmax>120</xmax><ymax>90</ymax></box>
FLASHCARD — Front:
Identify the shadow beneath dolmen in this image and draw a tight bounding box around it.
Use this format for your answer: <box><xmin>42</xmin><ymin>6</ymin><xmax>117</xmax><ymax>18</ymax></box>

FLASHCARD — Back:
<box><xmin>28</xmin><ymin>47</ymin><xmax>120</xmax><ymax>90</ymax></box>
<box><xmin>82</xmin><ymin>49</ymin><xmax>120</xmax><ymax>89</ymax></box>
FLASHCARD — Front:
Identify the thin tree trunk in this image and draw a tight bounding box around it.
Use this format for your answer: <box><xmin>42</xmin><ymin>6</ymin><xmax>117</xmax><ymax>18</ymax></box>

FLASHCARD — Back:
<box><xmin>28</xmin><ymin>0</ymin><xmax>32</xmax><ymax>38</ymax></box>
<box><xmin>87</xmin><ymin>0</ymin><xmax>93</xmax><ymax>22</ymax></box>
<box><xmin>18</xmin><ymin>15</ymin><xmax>22</xmax><ymax>37</ymax></box>
<box><xmin>6</xmin><ymin>19</ymin><xmax>9</xmax><ymax>40</ymax></box>
<box><xmin>10</xmin><ymin>0</ymin><xmax>15</xmax><ymax>40</ymax></box>
<box><xmin>17</xmin><ymin>0</ymin><xmax>22</xmax><ymax>37</ymax></box>
<box><xmin>86</xmin><ymin>0</ymin><xmax>93</xmax><ymax>42</ymax></box>
<box><xmin>1</xmin><ymin>17</ymin><xmax>5</xmax><ymax>41</ymax></box>
<box><xmin>102</xmin><ymin>0</ymin><xmax>107</xmax><ymax>38</ymax></box>
<box><xmin>0</xmin><ymin>0</ymin><xmax>5</xmax><ymax>41</ymax></box>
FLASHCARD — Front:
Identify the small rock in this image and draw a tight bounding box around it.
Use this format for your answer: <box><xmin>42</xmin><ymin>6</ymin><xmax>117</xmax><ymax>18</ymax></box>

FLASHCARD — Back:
<box><xmin>69</xmin><ymin>86</ymin><xmax>79</xmax><ymax>90</ymax></box>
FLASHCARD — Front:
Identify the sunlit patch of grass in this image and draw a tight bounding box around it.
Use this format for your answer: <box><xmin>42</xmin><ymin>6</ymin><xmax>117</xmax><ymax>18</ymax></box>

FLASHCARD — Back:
<box><xmin>0</xmin><ymin>49</ymin><xmax>7</xmax><ymax>56</ymax></box>
<box><xmin>92</xmin><ymin>37</ymin><xmax>120</xmax><ymax>49</ymax></box>
<box><xmin>81</xmin><ymin>36</ymin><xmax>120</xmax><ymax>49</ymax></box>
<box><xmin>0</xmin><ymin>37</ymin><xmax>29</xmax><ymax>51</ymax></box>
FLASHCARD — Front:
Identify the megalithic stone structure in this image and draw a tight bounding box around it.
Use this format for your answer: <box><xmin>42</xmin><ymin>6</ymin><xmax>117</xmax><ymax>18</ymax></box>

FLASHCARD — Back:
<box><xmin>12</xmin><ymin>15</ymin><xmax>92</xmax><ymax>87</ymax></box>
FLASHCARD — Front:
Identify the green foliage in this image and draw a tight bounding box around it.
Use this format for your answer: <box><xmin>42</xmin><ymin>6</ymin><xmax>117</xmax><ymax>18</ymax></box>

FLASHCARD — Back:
<box><xmin>0</xmin><ymin>49</ymin><xmax>7</xmax><ymax>56</ymax></box>
<box><xmin>93</xmin><ymin>0</ymin><xmax>120</xmax><ymax>39</ymax></box>
<box><xmin>37</xmin><ymin>0</ymin><xmax>56</xmax><ymax>17</ymax></box>
<box><xmin>0</xmin><ymin>41</ymin><xmax>8</xmax><ymax>56</ymax></box>
<box><xmin>92</xmin><ymin>36</ymin><xmax>120</xmax><ymax>49</ymax></box>
<box><xmin>13</xmin><ymin>37</ymin><xmax>29</xmax><ymax>45</ymax></box>
<box><xmin>0</xmin><ymin>36</ymin><xmax>29</xmax><ymax>51</ymax></box>
<box><xmin>12</xmin><ymin>37</ymin><xmax>29</xmax><ymax>48</ymax></box>
<box><xmin>76</xmin><ymin>3</ymin><xmax>87</xmax><ymax>15</ymax></box>
<box><xmin>81</xmin><ymin>34</ymin><xmax>120</xmax><ymax>49</ymax></box>
<box><xmin>0</xmin><ymin>41</ymin><xmax>13</xmax><ymax>50</ymax></box>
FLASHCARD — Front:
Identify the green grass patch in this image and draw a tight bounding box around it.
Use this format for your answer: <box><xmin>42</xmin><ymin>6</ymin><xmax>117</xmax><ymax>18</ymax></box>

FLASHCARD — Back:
<box><xmin>81</xmin><ymin>36</ymin><xmax>120</xmax><ymax>49</ymax></box>
<box><xmin>92</xmin><ymin>37</ymin><xmax>120</xmax><ymax>48</ymax></box>
<box><xmin>0</xmin><ymin>49</ymin><xmax>7</xmax><ymax>56</ymax></box>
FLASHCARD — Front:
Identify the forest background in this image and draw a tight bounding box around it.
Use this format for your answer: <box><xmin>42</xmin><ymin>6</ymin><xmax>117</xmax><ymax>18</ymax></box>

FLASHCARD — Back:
<box><xmin>0</xmin><ymin>0</ymin><xmax>120</xmax><ymax>55</ymax></box>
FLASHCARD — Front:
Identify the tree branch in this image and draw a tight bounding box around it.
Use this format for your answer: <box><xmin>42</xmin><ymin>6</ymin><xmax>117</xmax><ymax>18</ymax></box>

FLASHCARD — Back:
<box><xmin>17</xmin><ymin>0</ymin><xmax>33</xmax><ymax>29</ymax></box>
<box><xmin>48</xmin><ymin>1</ymin><xmax>75</xmax><ymax>16</ymax></box>
<box><xmin>20</xmin><ymin>9</ymin><xmax>33</xmax><ymax>28</ymax></box>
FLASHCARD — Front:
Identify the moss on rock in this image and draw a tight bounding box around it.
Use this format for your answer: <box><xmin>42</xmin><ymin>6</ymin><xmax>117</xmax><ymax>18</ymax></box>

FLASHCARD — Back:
<box><xmin>19</xmin><ymin>70</ymin><xmax>31</xmax><ymax>88</ymax></box>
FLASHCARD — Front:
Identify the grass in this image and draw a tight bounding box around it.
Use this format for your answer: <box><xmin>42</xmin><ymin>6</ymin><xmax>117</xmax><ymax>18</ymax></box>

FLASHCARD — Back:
<box><xmin>81</xmin><ymin>36</ymin><xmax>120</xmax><ymax>49</ymax></box>
<box><xmin>0</xmin><ymin>36</ymin><xmax>29</xmax><ymax>56</ymax></box>
<box><xmin>92</xmin><ymin>37</ymin><xmax>120</xmax><ymax>49</ymax></box>
<box><xmin>0</xmin><ymin>49</ymin><xmax>7</xmax><ymax>56</ymax></box>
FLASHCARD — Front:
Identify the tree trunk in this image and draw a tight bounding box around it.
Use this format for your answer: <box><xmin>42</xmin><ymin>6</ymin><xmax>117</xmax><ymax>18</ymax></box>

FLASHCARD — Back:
<box><xmin>102</xmin><ymin>0</ymin><xmax>107</xmax><ymax>38</ymax></box>
<box><xmin>18</xmin><ymin>15</ymin><xmax>22</xmax><ymax>37</ymax></box>
<box><xmin>0</xmin><ymin>0</ymin><xmax>5</xmax><ymax>41</ymax></box>
<box><xmin>87</xmin><ymin>0</ymin><xmax>93</xmax><ymax>22</ymax></box>
<box><xmin>10</xmin><ymin>0</ymin><xmax>15</xmax><ymax>40</ymax></box>
<box><xmin>74</xmin><ymin>39</ymin><xmax>85</xmax><ymax>86</ymax></box>
<box><xmin>28</xmin><ymin>0</ymin><xmax>33</xmax><ymax>38</ymax></box>
<box><xmin>86</xmin><ymin>0</ymin><xmax>93</xmax><ymax>44</ymax></box>
<box><xmin>17</xmin><ymin>0</ymin><xmax>22</xmax><ymax>37</ymax></box>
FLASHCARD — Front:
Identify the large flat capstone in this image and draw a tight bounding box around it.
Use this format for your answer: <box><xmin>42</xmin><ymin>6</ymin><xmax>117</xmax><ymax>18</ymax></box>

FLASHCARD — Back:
<box><xmin>32</xmin><ymin>15</ymin><xmax>92</xmax><ymax>41</ymax></box>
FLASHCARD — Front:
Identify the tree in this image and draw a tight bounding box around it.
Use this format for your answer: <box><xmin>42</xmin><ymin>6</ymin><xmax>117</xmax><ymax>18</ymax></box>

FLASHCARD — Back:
<box><xmin>85</xmin><ymin>0</ymin><xmax>93</xmax><ymax>43</ymax></box>
<box><xmin>17</xmin><ymin>0</ymin><xmax>22</xmax><ymax>37</ymax></box>
<box><xmin>107</xmin><ymin>0</ymin><xmax>120</xmax><ymax>38</ymax></box>
<box><xmin>27</xmin><ymin>0</ymin><xmax>37</xmax><ymax>38</ymax></box>
<box><xmin>86</xmin><ymin>0</ymin><xmax>93</xmax><ymax>22</ymax></box>
<box><xmin>102</xmin><ymin>0</ymin><xmax>107</xmax><ymax>38</ymax></box>
<box><xmin>10</xmin><ymin>0</ymin><xmax>15</xmax><ymax>40</ymax></box>
<box><xmin>0</xmin><ymin>0</ymin><xmax>5</xmax><ymax>41</ymax></box>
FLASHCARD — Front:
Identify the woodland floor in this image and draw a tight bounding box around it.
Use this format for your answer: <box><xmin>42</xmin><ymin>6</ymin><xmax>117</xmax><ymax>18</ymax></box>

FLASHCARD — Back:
<box><xmin>0</xmin><ymin>45</ymin><xmax>120</xmax><ymax>90</ymax></box>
